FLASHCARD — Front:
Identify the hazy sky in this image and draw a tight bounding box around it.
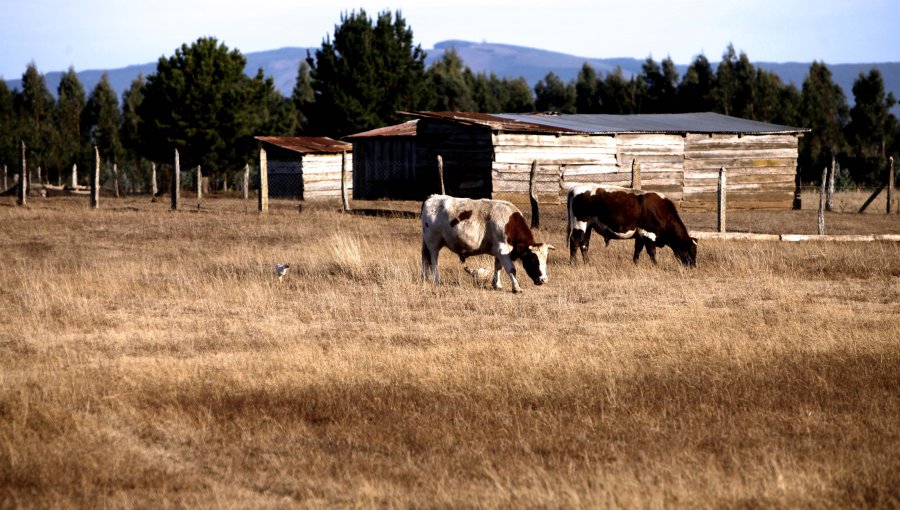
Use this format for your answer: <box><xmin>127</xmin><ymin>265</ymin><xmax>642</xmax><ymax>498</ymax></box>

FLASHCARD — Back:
<box><xmin>2</xmin><ymin>0</ymin><xmax>898</xmax><ymax>79</ymax></box>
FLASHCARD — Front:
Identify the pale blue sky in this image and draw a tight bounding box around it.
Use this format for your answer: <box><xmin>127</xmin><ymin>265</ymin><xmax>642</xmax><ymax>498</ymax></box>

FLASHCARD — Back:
<box><xmin>2</xmin><ymin>0</ymin><xmax>897</xmax><ymax>79</ymax></box>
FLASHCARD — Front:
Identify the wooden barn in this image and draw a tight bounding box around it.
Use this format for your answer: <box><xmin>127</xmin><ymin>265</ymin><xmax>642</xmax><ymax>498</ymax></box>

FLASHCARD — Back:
<box><xmin>254</xmin><ymin>136</ymin><xmax>352</xmax><ymax>200</ymax></box>
<box><xmin>344</xmin><ymin>121</ymin><xmax>418</xmax><ymax>200</ymax></box>
<box><xmin>404</xmin><ymin>111</ymin><xmax>809</xmax><ymax>210</ymax></box>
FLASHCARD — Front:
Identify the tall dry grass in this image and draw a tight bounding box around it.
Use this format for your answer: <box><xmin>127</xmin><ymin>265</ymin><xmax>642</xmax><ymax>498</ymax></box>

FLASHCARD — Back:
<box><xmin>0</xmin><ymin>195</ymin><xmax>898</xmax><ymax>508</ymax></box>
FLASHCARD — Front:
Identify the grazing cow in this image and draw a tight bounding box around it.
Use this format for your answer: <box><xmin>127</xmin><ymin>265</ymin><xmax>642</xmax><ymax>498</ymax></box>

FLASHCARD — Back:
<box><xmin>566</xmin><ymin>184</ymin><xmax>697</xmax><ymax>266</ymax></box>
<box><xmin>422</xmin><ymin>195</ymin><xmax>554</xmax><ymax>293</ymax></box>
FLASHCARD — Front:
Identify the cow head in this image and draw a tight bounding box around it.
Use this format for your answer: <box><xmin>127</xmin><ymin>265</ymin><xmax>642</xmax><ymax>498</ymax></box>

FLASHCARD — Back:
<box><xmin>674</xmin><ymin>237</ymin><xmax>698</xmax><ymax>267</ymax></box>
<box><xmin>518</xmin><ymin>243</ymin><xmax>555</xmax><ymax>285</ymax></box>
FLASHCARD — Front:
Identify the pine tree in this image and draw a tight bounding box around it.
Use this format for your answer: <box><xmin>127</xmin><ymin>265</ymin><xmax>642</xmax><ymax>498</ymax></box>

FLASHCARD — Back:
<box><xmin>54</xmin><ymin>67</ymin><xmax>87</xmax><ymax>180</ymax></box>
<box><xmin>0</xmin><ymin>80</ymin><xmax>17</xmax><ymax>176</ymax></box>
<box><xmin>120</xmin><ymin>75</ymin><xmax>148</xmax><ymax>191</ymax></box>
<box><xmin>137</xmin><ymin>37</ymin><xmax>268</xmax><ymax>176</ymax></box>
<box><xmin>598</xmin><ymin>67</ymin><xmax>637</xmax><ymax>114</ymax></box>
<box><xmin>82</xmin><ymin>73</ymin><xmax>123</xmax><ymax>165</ymax></box>
<box><xmin>714</xmin><ymin>44</ymin><xmax>756</xmax><ymax>118</ymax></box>
<box><xmin>425</xmin><ymin>48</ymin><xmax>477</xmax><ymax>112</ymax></box>
<box><xmin>639</xmin><ymin>57</ymin><xmax>678</xmax><ymax>113</ymax></box>
<box><xmin>307</xmin><ymin>9</ymin><xmax>427</xmax><ymax>136</ymax></box>
<box><xmin>799</xmin><ymin>62</ymin><xmax>849</xmax><ymax>183</ymax></box>
<box><xmin>677</xmin><ymin>54</ymin><xmax>716</xmax><ymax>112</ymax></box>
<box><xmin>575</xmin><ymin>64</ymin><xmax>600</xmax><ymax>114</ymax></box>
<box><xmin>498</xmin><ymin>77</ymin><xmax>534</xmax><ymax>113</ymax></box>
<box><xmin>15</xmin><ymin>63</ymin><xmax>54</xmax><ymax>169</ymax></box>
<box><xmin>845</xmin><ymin>69</ymin><xmax>898</xmax><ymax>184</ymax></box>
<box><xmin>291</xmin><ymin>60</ymin><xmax>314</xmax><ymax>133</ymax></box>
<box><xmin>534</xmin><ymin>72</ymin><xmax>576</xmax><ymax>113</ymax></box>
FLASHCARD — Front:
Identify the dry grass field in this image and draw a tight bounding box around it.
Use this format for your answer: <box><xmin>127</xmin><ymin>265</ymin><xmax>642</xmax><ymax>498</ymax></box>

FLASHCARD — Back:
<box><xmin>1</xmin><ymin>191</ymin><xmax>898</xmax><ymax>508</ymax></box>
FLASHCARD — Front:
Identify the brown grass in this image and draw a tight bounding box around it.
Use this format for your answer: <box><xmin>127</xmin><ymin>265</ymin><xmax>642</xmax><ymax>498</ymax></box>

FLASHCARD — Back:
<box><xmin>1</xmin><ymin>193</ymin><xmax>898</xmax><ymax>508</ymax></box>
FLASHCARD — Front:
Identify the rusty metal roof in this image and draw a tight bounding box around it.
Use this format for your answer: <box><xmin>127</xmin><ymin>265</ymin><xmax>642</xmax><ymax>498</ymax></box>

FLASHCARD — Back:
<box><xmin>345</xmin><ymin>120</ymin><xmax>418</xmax><ymax>139</ymax></box>
<box><xmin>402</xmin><ymin>111</ymin><xmax>808</xmax><ymax>135</ymax></box>
<box><xmin>255</xmin><ymin>136</ymin><xmax>352</xmax><ymax>154</ymax></box>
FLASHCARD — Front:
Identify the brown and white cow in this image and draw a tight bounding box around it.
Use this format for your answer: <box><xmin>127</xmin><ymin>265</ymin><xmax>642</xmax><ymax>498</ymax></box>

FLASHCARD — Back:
<box><xmin>566</xmin><ymin>184</ymin><xmax>697</xmax><ymax>266</ymax></box>
<box><xmin>422</xmin><ymin>195</ymin><xmax>555</xmax><ymax>293</ymax></box>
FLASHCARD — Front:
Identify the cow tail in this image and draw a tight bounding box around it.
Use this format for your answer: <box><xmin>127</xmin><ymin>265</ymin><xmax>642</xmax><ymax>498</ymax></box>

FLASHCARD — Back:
<box><xmin>565</xmin><ymin>189</ymin><xmax>572</xmax><ymax>244</ymax></box>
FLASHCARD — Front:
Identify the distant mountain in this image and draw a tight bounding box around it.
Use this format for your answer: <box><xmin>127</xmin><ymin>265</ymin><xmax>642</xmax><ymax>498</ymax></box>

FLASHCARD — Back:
<box><xmin>5</xmin><ymin>40</ymin><xmax>899</xmax><ymax>116</ymax></box>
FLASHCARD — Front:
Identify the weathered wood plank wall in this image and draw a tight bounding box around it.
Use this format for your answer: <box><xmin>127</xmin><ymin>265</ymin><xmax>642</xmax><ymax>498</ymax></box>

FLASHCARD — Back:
<box><xmin>682</xmin><ymin>133</ymin><xmax>798</xmax><ymax>210</ymax></box>
<box><xmin>302</xmin><ymin>153</ymin><xmax>353</xmax><ymax>200</ymax></box>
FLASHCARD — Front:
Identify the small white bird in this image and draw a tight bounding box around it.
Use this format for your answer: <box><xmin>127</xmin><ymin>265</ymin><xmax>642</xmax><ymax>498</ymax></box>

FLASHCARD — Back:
<box><xmin>275</xmin><ymin>263</ymin><xmax>290</xmax><ymax>282</ymax></box>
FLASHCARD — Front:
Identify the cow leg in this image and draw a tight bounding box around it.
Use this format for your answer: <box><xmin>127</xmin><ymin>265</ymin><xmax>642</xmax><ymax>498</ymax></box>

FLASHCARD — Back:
<box><xmin>632</xmin><ymin>237</ymin><xmax>644</xmax><ymax>263</ymax></box>
<box><xmin>568</xmin><ymin>228</ymin><xmax>582</xmax><ymax>262</ymax></box>
<box><xmin>645</xmin><ymin>242</ymin><xmax>658</xmax><ymax>264</ymax></box>
<box><xmin>580</xmin><ymin>228</ymin><xmax>592</xmax><ymax>263</ymax></box>
<box><xmin>421</xmin><ymin>240</ymin><xmax>442</xmax><ymax>283</ymax></box>
<box><xmin>492</xmin><ymin>257</ymin><xmax>504</xmax><ymax>290</ymax></box>
<box><xmin>498</xmin><ymin>255</ymin><xmax>521</xmax><ymax>293</ymax></box>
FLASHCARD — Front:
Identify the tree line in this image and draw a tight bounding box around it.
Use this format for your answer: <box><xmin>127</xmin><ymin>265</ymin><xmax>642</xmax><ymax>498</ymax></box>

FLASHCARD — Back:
<box><xmin>0</xmin><ymin>9</ymin><xmax>896</xmax><ymax>191</ymax></box>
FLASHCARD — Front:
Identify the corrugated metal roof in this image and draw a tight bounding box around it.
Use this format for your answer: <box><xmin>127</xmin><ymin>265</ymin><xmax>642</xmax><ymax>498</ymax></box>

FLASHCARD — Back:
<box><xmin>499</xmin><ymin>112</ymin><xmax>809</xmax><ymax>135</ymax></box>
<box><xmin>404</xmin><ymin>111</ymin><xmax>809</xmax><ymax>135</ymax></box>
<box><xmin>401</xmin><ymin>111</ymin><xmax>577</xmax><ymax>134</ymax></box>
<box><xmin>255</xmin><ymin>136</ymin><xmax>352</xmax><ymax>154</ymax></box>
<box><xmin>345</xmin><ymin>120</ymin><xmax>418</xmax><ymax>139</ymax></box>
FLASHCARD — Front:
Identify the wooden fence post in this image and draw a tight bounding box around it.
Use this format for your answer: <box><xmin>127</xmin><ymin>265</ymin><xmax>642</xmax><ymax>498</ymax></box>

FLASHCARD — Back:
<box><xmin>112</xmin><ymin>163</ymin><xmax>120</xmax><ymax>197</ymax></box>
<box><xmin>529</xmin><ymin>160</ymin><xmax>541</xmax><ymax>229</ymax></box>
<box><xmin>341</xmin><ymin>150</ymin><xmax>350</xmax><ymax>212</ymax></box>
<box><xmin>91</xmin><ymin>146</ymin><xmax>100</xmax><ymax>209</ymax></box>
<box><xmin>243</xmin><ymin>164</ymin><xmax>249</xmax><ymax>200</ymax></box>
<box><xmin>817</xmin><ymin>167</ymin><xmax>827</xmax><ymax>235</ymax></box>
<box><xmin>151</xmin><ymin>163</ymin><xmax>158</xmax><ymax>196</ymax></box>
<box><xmin>826</xmin><ymin>155</ymin><xmax>835</xmax><ymax>212</ymax></box>
<box><xmin>887</xmin><ymin>156</ymin><xmax>894</xmax><ymax>215</ymax></box>
<box><xmin>631</xmin><ymin>159</ymin><xmax>641</xmax><ymax>190</ymax></box>
<box><xmin>71</xmin><ymin>163</ymin><xmax>78</xmax><ymax>188</ymax></box>
<box><xmin>258</xmin><ymin>148</ymin><xmax>268</xmax><ymax>213</ymax></box>
<box><xmin>437</xmin><ymin>155</ymin><xmax>446</xmax><ymax>195</ymax></box>
<box><xmin>196</xmin><ymin>165</ymin><xmax>202</xmax><ymax>202</ymax></box>
<box><xmin>3</xmin><ymin>164</ymin><xmax>7</xmax><ymax>191</ymax></box>
<box><xmin>172</xmin><ymin>149</ymin><xmax>180</xmax><ymax>210</ymax></box>
<box><xmin>17</xmin><ymin>141</ymin><xmax>26</xmax><ymax>206</ymax></box>
<box><xmin>717</xmin><ymin>166</ymin><xmax>727</xmax><ymax>233</ymax></box>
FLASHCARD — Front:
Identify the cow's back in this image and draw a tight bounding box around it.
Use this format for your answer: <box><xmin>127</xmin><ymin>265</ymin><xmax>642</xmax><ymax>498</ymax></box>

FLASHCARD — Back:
<box><xmin>422</xmin><ymin>195</ymin><xmax>515</xmax><ymax>255</ymax></box>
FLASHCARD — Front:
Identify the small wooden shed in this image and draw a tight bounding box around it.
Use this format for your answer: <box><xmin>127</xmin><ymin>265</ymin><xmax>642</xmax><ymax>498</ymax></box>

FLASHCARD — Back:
<box><xmin>405</xmin><ymin>111</ymin><xmax>809</xmax><ymax>210</ymax></box>
<box><xmin>254</xmin><ymin>136</ymin><xmax>352</xmax><ymax>200</ymax></box>
<box><xmin>344</xmin><ymin>121</ymin><xmax>418</xmax><ymax>200</ymax></box>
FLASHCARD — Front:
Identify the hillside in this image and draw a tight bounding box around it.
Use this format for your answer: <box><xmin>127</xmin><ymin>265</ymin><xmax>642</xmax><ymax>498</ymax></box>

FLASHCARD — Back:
<box><xmin>4</xmin><ymin>40</ymin><xmax>899</xmax><ymax>116</ymax></box>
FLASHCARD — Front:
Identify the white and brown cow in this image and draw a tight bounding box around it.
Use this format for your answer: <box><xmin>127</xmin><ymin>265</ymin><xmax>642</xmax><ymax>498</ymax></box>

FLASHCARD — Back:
<box><xmin>566</xmin><ymin>184</ymin><xmax>697</xmax><ymax>266</ymax></box>
<box><xmin>421</xmin><ymin>195</ymin><xmax>554</xmax><ymax>293</ymax></box>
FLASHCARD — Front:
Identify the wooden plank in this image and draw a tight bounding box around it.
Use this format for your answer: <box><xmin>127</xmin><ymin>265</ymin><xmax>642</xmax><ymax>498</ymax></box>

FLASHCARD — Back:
<box><xmin>683</xmin><ymin>158</ymin><xmax>796</xmax><ymax>170</ymax></box>
<box><xmin>493</xmin><ymin>133</ymin><xmax>616</xmax><ymax>148</ymax></box>
<box><xmin>693</xmin><ymin>232</ymin><xmax>782</xmax><ymax>241</ymax></box>
<box><xmin>685</xmin><ymin>148</ymin><xmax>799</xmax><ymax>159</ymax></box>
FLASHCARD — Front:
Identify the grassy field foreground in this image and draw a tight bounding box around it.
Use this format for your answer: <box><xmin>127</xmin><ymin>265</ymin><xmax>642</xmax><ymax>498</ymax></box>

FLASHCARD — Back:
<box><xmin>0</xmin><ymin>195</ymin><xmax>898</xmax><ymax>508</ymax></box>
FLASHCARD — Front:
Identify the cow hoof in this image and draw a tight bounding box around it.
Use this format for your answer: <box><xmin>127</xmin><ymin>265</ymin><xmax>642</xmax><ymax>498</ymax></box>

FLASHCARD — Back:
<box><xmin>512</xmin><ymin>287</ymin><xmax>522</xmax><ymax>294</ymax></box>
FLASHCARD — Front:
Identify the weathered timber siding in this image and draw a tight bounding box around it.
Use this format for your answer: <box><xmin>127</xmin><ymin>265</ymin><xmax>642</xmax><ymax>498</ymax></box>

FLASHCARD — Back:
<box><xmin>614</xmin><ymin>134</ymin><xmax>685</xmax><ymax>200</ymax></box>
<box><xmin>301</xmin><ymin>153</ymin><xmax>352</xmax><ymax>200</ymax></box>
<box><xmin>352</xmin><ymin>138</ymin><xmax>417</xmax><ymax>200</ymax></box>
<box><xmin>683</xmin><ymin>133</ymin><xmax>798</xmax><ymax>210</ymax></box>
<box><xmin>492</xmin><ymin>132</ymin><xmax>617</xmax><ymax>202</ymax></box>
<box><xmin>416</xmin><ymin>119</ymin><xmax>492</xmax><ymax>198</ymax></box>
